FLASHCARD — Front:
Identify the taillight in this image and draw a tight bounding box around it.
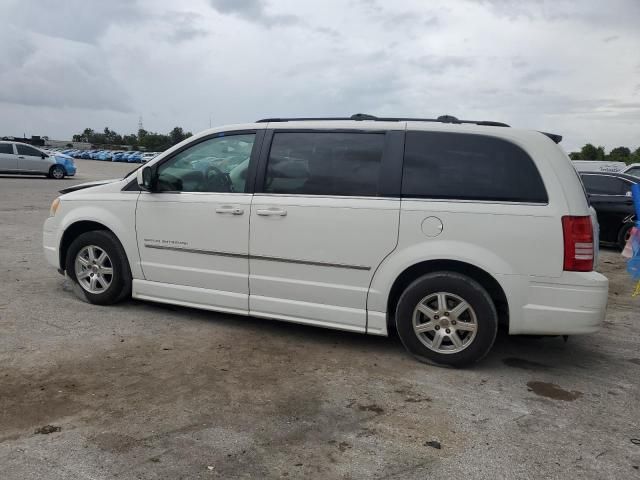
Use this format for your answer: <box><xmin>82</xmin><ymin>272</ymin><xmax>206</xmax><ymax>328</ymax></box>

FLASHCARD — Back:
<box><xmin>562</xmin><ymin>216</ymin><xmax>594</xmax><ymax>272</ymax></box>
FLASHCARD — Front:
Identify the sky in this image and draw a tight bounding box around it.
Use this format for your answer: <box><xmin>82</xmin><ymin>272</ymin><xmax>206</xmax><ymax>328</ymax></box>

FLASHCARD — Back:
<box><xmin>0</xmin><ymin>0</ymin><xmax>638</xmax><ymax>152</ymax></box>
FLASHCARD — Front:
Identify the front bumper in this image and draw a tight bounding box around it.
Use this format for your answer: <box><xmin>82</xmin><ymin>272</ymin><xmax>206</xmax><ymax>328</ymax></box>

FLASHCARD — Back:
<box><xmin>505</xmin><ymin>271</ymin><xmax>609</xmax><ymax>335</ymax></box>
<box><xmin>43</xmin><ymin>216</ymin><xmax>60</xmax><ymax>270</ymax></box>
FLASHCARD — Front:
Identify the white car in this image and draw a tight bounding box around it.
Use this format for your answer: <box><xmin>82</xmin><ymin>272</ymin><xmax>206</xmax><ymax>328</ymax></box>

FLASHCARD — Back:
<box><xmin>43</xmin><ymin>115</ymin><xmax>608</xmax><ymax>366</ymax></box>
<box><xmin>622</xmin><ymin>163</ymin><xmax>640</xmax><ymax>178</ymax></box>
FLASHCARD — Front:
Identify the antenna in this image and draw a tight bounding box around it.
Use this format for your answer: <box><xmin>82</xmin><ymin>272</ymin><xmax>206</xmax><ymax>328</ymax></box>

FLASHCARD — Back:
<box><xmin>138</xmin><ymin>116</ymin><xmax>144</xmax><ymax>131</ymax></box>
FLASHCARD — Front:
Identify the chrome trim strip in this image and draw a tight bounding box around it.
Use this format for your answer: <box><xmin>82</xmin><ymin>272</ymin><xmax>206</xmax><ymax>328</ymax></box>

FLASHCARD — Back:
<box><xmin>145</xmin><ymin>244</ymin><xmax>246</xmax><ymax>259</ymax></box>
<box><xmin>143</xmin><ymin>243</ymin><xmax>371</xmax><ymax>271</ymax></box>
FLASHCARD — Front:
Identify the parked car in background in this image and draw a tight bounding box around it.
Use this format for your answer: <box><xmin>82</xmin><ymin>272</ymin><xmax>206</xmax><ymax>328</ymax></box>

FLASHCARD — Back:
<box><xmin>622</xmin><ymin>163</ymin><xmax>640</xmax><ymax>178</ymax></box>
<box><xmin>44</xmin><ymin>115</ymin><xmax>608</xmax><ymax>367</ymax></box>
<box><xmin>112</xmin><ymin>152</ymin><xmax>126</xmax><ymax>162</ymax></box>
<box><xmin>581</xmin><ymin>172</ymin><xmax>638</xmax><ymax>248</ymax></box>
<box><xmin>141</xmin><ymin>152</ymin><xmax>158</xmax><ymax>162</ymax></box>
<box><xmin>0</xmin><ymin>141</ymin><xmax>75</xmax><ymax>178</ymax></box>
<box><xmin>127</xmin><ymin>152</ymin><xmax>142</xmax><ymax>163</ymax></box>
<box><xmin>97</xmin><ymin>151</ymin><xmax>113</xmax><ymax>161</ymax></box>
<box><xmin>573</xmin><ymin>160</ymin><xmax>627</xmax><ymax>173</ymax></box>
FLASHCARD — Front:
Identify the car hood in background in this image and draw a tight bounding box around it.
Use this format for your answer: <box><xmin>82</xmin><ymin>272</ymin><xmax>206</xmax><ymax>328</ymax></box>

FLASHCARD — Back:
<box><xmin>59</xmin><ymin>179</ymin><xmax>120</xmax><ymax>194</ymax></box>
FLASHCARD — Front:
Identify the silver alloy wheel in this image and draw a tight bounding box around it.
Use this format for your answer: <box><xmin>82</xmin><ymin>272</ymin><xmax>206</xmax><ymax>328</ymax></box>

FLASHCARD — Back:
<box><xmin>412</xmin><ymin>292</ymin><xmax>478</xmax><ymax>354</ymax></box>
<box><xmin>74</xmin><ymin>245</ymin><xmax>113</xmax><ymax>294</ymax></box>
<box><xmin>52</xmin><ymin>166</ymin><xmax>64</xmax><ymax>179</ymax></box>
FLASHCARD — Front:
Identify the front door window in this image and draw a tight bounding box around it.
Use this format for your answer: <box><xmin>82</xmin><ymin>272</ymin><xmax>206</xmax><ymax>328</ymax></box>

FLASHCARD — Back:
<box><xmin>155</xmin><ymin>134</ymin><xmax>255</xmax><ymax>193</ymax></box>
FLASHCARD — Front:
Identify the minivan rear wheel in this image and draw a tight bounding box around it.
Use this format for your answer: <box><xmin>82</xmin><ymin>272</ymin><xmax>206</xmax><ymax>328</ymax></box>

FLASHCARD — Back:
<box><xmin>395</xmin><ymin>272</ymin><xmax>498</xmax><ymax>367</ymax></box>
<box><xmin>65</xmin><ymin>230</ymin><xmax>131</xmax><ymax>305</ymax></box>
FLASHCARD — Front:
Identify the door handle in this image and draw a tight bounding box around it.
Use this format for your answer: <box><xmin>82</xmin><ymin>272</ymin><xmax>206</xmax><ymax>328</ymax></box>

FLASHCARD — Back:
<box><xmin>18</xmin><ymin>156</ymin><xmax>24</xmax><ymax>159</ymax></box>
<box><xmin>256</xmin><ymin>208</ymin><xmax>287</xmax><ymax>216</ymax></box>
<box><xmin>215</xmin><ymin>205</ymin><xmax>244</xmax><ymax>215</ymax></box>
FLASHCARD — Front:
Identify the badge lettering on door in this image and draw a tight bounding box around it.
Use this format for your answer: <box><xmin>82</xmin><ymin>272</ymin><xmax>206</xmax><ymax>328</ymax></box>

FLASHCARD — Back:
<box><xmin>144</xmin><ymin>238</ymin><xmax>188</xmax><ymax>246</ymax></box>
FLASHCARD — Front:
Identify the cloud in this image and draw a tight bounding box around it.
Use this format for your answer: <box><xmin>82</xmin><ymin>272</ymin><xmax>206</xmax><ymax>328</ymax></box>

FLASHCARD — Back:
<box><xmin>164</xmin><ymin>12</ymin><xmax>209</xmax><ymax>43</ymax></box>
<box><xmin>2</xmin><ymin>0</ymin><xmax>144</xmax><ymax>44</ymax></box>
<box><xmin>0</xmin><ymin>32</ymin><xmax>132</xmax><ymax>112</ymax></box>
<box><xmin>0</xmin><ymin>0</ymin><xmax>638</xmax><ymax>153</ymax></box>
<box><xmin>411</xmin><ymin>56</ymin><xmax>474</xmax><ymax>73</ymax></box>
<box><xmin>208</xmin><ymin>0</ymin><xmax>300</xmax><ymax>27</ymax></box>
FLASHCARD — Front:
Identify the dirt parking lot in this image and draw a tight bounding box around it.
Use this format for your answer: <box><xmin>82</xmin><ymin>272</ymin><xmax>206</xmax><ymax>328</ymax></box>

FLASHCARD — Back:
<box><xmin>1</xmin><ymin>159</ymin><xmax>639</xmax><ymax>479</ymax></box>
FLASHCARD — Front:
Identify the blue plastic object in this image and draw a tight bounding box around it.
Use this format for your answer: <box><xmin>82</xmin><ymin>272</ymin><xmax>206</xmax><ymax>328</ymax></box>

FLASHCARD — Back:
<box><xmin>626</xmin><ymin>183</ymin><xmax>640</xmax><ymax>281</ymax></box>
<box><xmin>632</xmin><ymin>183</ymin><xmax>640</xmax><ymax>226</ymax></box>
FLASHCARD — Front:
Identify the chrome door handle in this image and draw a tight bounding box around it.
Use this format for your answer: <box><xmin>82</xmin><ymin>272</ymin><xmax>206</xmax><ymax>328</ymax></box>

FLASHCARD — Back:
<box><xmin>256</xmin><ymin>208</ymin><xmax>287</xmax><ymax>216</ymax></box>
<box><xmin>215</xmin><ymin>205</ymin><xmax>244</xmax><ymax>215</ymax></box>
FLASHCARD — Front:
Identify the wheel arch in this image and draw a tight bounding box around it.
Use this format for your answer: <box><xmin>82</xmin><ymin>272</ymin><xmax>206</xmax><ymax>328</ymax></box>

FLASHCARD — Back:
<box><xmin>59</xmin><ymin>220</ymin><xmax>115</xmax><ymax>271</ymax></box>
<box><xmin>385</xmin><ymin>259</ymin><xmax>509</xmax><ymax>333</ymax></box>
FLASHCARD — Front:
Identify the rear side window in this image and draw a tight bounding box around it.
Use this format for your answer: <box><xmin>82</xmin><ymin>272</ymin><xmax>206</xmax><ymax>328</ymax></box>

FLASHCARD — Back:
<box><xmin>624</xmin><ymin>167</ymin><xmax>640</xmax><ymax>178</ymax></box>
<box><xmin>402</xmin><ymin>131</ymin><xmax>548</xmax><ymax>203</ymax></box>
<box><xmin>264</xmin><ymin>132</ymin><xmax>385</xmax><ymax>196</ymax></box>
<box><xmin>581</xmin><ymin>175</ymin><xmax>629</xmax><ymax>195</ymax></box>
<box><xmin>0</xmin><ymin>144</ymin><xmax>13</xmax><ymax>154</ymax></box>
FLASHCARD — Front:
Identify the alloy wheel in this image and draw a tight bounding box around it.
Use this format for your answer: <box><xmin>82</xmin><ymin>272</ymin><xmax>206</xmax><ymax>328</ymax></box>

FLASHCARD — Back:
<box><xmin>74</xmin><ymin>245</ymin><xmax>113</xmax><ymax>294</ymax></box>
<box><xmin>412</xmin><ymin>292</ymin><xmax>478</xmax><ymax>354</ymax></box>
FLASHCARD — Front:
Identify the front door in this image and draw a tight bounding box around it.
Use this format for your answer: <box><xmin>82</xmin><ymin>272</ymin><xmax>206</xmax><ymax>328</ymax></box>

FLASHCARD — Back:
<box><xmin>135</xmin><ymin>130</ymin><xmax>263</xmax><ymax>314</ymax></box>
<box><xmin>249</xmin><ymin>130</ymin><xmax>401</xmax><ymax>332</ymax></box>
<box><xmin>0</xmin><ymin>143</ymin><xmax>17</xmax><ymax>170</ymax></box>
<box><xmin>16</xmin><ymin>144</ymin><xmax>48</xmax><ymax>172</ymax></box>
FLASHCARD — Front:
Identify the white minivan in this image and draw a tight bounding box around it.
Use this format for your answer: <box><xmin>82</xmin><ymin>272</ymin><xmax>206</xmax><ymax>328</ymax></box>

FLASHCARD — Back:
<box><xmin>43</xmin><ymin>115</ymin><xmax>609</xmax><ymax>366</ymax></box>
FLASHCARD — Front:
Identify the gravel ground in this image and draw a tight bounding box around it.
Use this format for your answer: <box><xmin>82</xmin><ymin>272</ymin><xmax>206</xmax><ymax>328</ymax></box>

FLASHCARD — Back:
<box><xmin>1</xmin><ymin>160</ymin><xmax>639</xmax><ymax>479</ymax></box>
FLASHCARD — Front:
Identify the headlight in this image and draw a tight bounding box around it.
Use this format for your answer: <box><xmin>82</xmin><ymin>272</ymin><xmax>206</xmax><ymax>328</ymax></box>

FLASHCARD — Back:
<box><xmin>49</xmin><ymin>197</ymin><xmax>61</xmax><ymax>217</ymax></box>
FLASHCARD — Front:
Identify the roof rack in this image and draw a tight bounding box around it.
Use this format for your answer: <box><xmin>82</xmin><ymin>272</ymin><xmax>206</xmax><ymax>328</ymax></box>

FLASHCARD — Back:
<box><xmin>255</xmin><ymin>114</ymin><xmax>562</xmax><ymax>143</ymax></box>
<box><xmin>256</xmin><ymin>113</ymin><xmax>511</xmax><ymax>128</ymax></box>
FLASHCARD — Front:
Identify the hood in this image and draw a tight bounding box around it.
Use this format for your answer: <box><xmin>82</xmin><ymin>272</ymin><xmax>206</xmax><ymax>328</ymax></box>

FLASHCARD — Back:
<box><xmin>59</xmin><ymin>178</ymin><xmax>121</xmax><ymax>194</ymax></box>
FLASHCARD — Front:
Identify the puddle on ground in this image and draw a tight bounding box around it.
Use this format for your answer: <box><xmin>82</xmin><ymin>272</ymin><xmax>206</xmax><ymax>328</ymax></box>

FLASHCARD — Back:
<box><xmin>526</xmin><ymin>381</ymin><xmax>583</xmax><ymax>401</ymax></box>
<box><xmin>503</xmin><ymin>358</ymin><xmax>551</xmax><ymax>371</ymax></box>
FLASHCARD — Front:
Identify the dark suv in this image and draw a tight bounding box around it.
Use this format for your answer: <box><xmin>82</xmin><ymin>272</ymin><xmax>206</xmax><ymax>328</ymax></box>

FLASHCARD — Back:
<box><xmin>580</xmin><ymin>172</ymin><xmax>638</xmax><ymax>248</ymax></box>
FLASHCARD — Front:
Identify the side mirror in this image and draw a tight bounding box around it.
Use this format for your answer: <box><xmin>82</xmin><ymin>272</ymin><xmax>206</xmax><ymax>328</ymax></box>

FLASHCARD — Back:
<box><xmin>41</xmin><ymin>153</ymin><xmax>47</xmax><ymax>159</ymax></box>
<box><xmin>137</xmin><ymin>166</ymin><xmax>154</xmax><ymax>191</ymax></box>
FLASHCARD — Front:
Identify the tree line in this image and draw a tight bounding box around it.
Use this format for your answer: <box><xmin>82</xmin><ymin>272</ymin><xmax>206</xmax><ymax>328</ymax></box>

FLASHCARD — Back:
<box><xmin>569</xmin><ymin>144</ymin><xmax>640</xmax><ymax>164</ymax></box>
<box><xmin>72</xmin><ymin>126</ymin><xmax>193</xmax><ymax>151</ymax></box>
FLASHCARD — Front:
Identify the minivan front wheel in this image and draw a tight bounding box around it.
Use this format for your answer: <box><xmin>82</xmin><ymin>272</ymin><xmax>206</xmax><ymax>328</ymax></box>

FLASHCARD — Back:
<box><xmin>65</xmin><ymin>230</ymin><xmax>131</xmax><ymax>305</ymax></box>
<box><xmin>395</xmin><ymin>272</ymin><xmax>498</xmax><ymax>367</ymax></box>
<box><xmin>49</xmin><ymin>165</ymin><xmax>65</xmax><ymax>179</ymax></box>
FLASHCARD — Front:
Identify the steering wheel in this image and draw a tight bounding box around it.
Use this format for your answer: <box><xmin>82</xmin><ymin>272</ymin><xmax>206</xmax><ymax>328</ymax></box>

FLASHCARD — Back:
<box><xmin>204</xmin><ymin>164</ymin><xmax>233</xmax><ymax>192</ymax></box>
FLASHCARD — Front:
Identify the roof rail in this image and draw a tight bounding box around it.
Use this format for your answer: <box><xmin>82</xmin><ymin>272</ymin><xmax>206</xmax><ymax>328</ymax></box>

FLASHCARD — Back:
<box><xmin>256</xmin><ymin>113</ymin><xmax>511</xmax><ymax>127</ymax></box>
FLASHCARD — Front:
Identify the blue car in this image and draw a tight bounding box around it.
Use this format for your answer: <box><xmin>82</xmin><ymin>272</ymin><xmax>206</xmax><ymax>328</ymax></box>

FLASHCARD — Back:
<box><xmin>81</xmin><ymin>150</ymin><xmax>94</xmax><ymax>159</ymax></box>
<box><xmin>97</xmin><ymin>151</ymin><xmax>112</xmax><ymax>161</ymax></box>
<box><xmin>112</xmin><ymin>152</ymin><xmax>125</xmax><ymax>162</ymax></box>
<box><xmin>127</xmin><ymin>152</ymin><xmax>143</xmax><ymax>163</ymax></box>
<box><xmin>53</xmin><ymin>153</ymin><xmax>77</xmax><ymax>176</ymax></box>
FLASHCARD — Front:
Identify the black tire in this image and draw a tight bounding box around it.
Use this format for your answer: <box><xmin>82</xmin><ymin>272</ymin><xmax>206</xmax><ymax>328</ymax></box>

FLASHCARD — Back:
<box><xmin>395</xmin><ymin>272</ymin><xmax>498</xmax><ymax>367</ymax></box>
<box><xmin>65</xmin><ymin>230</ymin><xmax>132</xmax><ymax>305</ymax></box>
<box><xmin>618</xmin><ymin>223</ymin><xmax>633</xmax><ymax>250</ymax></box>
<box><xmin>49</xmin><ymin>164</ymin><xmax>65</xmax><ymax>179</ymax></box>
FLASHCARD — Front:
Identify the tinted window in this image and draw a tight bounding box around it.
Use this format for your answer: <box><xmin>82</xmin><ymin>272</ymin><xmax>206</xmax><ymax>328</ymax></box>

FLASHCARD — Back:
<box><xmin>264</xmin><ymin>132</ymin><xmax>384</xmax><ymax>196</ymax></box>
<box><xmin>0</xmin><ymin>144</ymin><xmax>13</xmax><ymax>154</ymax></box>
<box><xmin>16</xmin><ymin>144</ymin><xmax>43</xmax><ymax>157</ymax></box>
<box><xmin>402</xmin><ymin>131</ymin><xmax>548</xmax><ymax>203</ymax></box>
<box><xmin>581</xmin><ymin>175</ymin><xmax>628</xmax><ymax>195</ymax></box>
<box><xmin>155</xmin><ymin>134</ymin><xmax>255</xmax><ymax>193</ymax></box>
